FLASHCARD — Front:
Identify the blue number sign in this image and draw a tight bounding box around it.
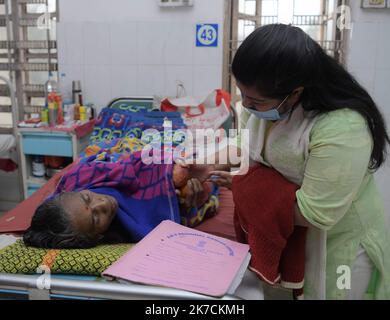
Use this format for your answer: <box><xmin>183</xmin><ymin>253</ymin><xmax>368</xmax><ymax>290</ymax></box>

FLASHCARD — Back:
<box><xmin>196</xmin><ymin>24</ymin><xmax>218</xmax><ymax>47</ymax></box>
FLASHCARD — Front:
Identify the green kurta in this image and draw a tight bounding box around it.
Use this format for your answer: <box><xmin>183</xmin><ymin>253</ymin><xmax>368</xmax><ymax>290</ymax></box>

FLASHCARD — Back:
<box><xmin>239</xmin><ymin>106</ymin><xmax>390</xmax><ymax>299</ymax></box>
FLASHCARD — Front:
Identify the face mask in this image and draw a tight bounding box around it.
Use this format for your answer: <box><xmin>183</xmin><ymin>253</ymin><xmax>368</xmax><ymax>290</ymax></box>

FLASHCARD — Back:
<box><xmin>245</xmin><ymin>95</ymin><xmax>290</xmax><ymax>121</ymax></box>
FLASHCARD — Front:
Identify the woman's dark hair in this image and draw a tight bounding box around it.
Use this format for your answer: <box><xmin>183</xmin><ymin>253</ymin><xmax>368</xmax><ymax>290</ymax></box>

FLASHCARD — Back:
<box><xmin>23</xmin><ymin>193</ymin><xmax>99</xmax><ymax>249</ymax></box>
<box><xmin>232</xmin><ymin>24</ymin><xmax>390</xmax><ymax>170</ymax></box>
<box><xmin>23</xmin><ymin>193</ymin><xmax>130</xmax><ymax>249</ymax></box>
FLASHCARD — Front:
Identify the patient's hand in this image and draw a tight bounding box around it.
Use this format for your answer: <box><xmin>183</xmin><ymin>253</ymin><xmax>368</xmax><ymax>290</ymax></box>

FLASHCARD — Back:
<box><xmin>173</xmin><ymin>163</ymin><xmax>213</xmax><ymax>209</ymax></box>
<box><xmin>174</xmin><ymin>161</ymin><xmax>215</xmax><ymax>184</ymax></box>
<box><xmin>179</xmin><ymin>178</ymin><xmax>210</xmax><ymax>209</ymax></box>
<box><xmin>172</xmin><ymin>164</ymin><xmax>190</xmax><ymax>188</ymax></box>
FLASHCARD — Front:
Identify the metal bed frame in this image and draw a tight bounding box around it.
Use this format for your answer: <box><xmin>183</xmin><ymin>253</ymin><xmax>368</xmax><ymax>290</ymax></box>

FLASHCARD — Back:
<box><xmin>0</xmin><ymin>273</ymin><xmax>240</xmax><ymax>300</ymax></box>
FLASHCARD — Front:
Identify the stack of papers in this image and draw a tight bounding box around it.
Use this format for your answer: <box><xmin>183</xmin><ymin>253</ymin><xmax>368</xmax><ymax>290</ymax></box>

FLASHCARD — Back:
<box><xmin>103</xmin><ymin>220</ymin><xmax>250</xmax><ymax>297</ymax></box>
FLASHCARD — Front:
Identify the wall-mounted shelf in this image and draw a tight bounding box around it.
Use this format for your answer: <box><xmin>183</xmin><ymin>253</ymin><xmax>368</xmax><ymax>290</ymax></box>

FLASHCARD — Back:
<box><xmin>158</xmin><ymin>0</ymin><xmax>194</xmax><ymax>7</ymax></box>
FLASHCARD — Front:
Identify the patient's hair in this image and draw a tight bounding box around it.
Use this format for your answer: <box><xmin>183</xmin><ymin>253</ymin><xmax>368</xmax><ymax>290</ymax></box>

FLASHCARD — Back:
<box><xmin>23</xmin><ymin>193</ymin><xmax>130</xmax><ymax>249</ymax></box>
<box><xmin>23</xmin><ymin>194</ymin><xmax>99</xmax><ymax>249</ymax></box>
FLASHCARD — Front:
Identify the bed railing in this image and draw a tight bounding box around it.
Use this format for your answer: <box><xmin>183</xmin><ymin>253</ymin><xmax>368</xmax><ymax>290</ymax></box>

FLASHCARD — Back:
<box><xmin>0</xmin><ymin>272</ymin><xmax>240</xmax><ymax>300</ymax></box>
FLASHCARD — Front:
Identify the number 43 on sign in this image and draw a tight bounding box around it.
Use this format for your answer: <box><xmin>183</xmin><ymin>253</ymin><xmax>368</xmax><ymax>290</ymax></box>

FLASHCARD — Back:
<box><xmin>196</xmin><ymin>24</ymin><xmax>218</xmax><ymax>47</ymax></box>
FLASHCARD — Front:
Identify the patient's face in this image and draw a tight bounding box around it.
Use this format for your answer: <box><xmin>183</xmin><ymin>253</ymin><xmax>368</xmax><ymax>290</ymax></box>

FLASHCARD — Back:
<box><xmin>61</xmin><ymin>190</ymin><xmax>118</xmax><ymax>238</ymax></box>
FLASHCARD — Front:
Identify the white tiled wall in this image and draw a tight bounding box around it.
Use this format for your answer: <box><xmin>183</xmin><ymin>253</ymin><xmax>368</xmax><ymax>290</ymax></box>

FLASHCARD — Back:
<box><xmin>109</xmin><ymin>22</ymin><xmax>138</xmax><ymax>66</ymax></box>
<box><xmin>345</xmin><ymin>2</ymin><xmax>390</xmax><ymax>224</ymax></box>
<box><xmin>57</xmin><ymin>0</ymin><xmax>225</xmax><ymax>112</ymax></box>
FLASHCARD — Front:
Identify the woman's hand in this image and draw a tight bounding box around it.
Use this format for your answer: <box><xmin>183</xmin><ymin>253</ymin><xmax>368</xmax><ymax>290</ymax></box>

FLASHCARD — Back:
<box><xmin>207</xmin><ymin>170</ymin><xmax>233</xmax><ymax>189</ymax></box>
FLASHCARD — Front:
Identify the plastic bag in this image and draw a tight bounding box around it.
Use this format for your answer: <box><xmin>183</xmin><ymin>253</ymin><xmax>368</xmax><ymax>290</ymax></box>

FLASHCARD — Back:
<box><xmin>158</xmin><ymin>89</ymin><xmax>231</xmax><ymax>130</ymax></box>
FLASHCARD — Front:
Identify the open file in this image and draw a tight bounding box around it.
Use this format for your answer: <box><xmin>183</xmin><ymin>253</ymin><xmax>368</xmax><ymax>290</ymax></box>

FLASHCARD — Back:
<box><xmin>103</xmin><ymin>220</ymin><xmax>250</xmax><ymax>297</ymax></box>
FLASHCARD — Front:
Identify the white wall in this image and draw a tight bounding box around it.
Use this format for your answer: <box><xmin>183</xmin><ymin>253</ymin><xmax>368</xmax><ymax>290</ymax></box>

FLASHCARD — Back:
<box><xmin>57</xmin><ymin>0</ymin><xmax>225</xmax><ymax>113</ymax></box>
<box><xmin>345</xmin><ymin>1</ymin><xmax>390</xmax><ymax>224</ymax></box>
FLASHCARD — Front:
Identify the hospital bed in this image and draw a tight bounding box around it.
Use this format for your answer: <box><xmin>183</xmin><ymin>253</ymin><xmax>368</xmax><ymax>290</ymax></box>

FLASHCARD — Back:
<box><xmin>0</xmin><ymin>95</ymin><xmax>264</xmax><ymax>300</ymax></box>
<box><xmin>0</xmin><ymin>188</ymin><xmax>264</xmax><ymax>300</ymax></box>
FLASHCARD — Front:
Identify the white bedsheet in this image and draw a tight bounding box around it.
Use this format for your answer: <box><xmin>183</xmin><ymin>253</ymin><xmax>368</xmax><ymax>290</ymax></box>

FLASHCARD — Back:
<box><xmin>0</xmin><ymin>234</ymin><xmax>19</xmax><ymax>250</ymax></box>
<box><xmin>234</xmin><ymin>269</ymin><xmax>264</xmax><ymax>299</ymax></box>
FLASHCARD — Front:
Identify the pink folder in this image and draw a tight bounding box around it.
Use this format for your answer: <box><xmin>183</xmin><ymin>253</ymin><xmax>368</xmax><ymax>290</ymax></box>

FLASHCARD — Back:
<box><xmin>103</xmin><ymin>220</ymin><xmax>250</xmax><ymax>297</ymax></box>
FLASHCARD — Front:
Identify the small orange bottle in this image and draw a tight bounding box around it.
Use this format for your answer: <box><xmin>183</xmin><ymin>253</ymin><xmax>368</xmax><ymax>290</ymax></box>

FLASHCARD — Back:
<box><xmin>74</xmin><ymin>104</ymin><xmax>80</xmax><ymax>121</ymax></box>
<box><xmin>56</xmin><ymin>95</ymin><xmax>64</xmax><ymax>125</ymax></box>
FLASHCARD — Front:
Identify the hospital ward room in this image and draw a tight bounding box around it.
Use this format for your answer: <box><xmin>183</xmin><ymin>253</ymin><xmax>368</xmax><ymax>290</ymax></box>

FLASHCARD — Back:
<box><xmin>0</xmin><ymin>0</ymin><xmax>390</xmax><ymax>304</ymax></box>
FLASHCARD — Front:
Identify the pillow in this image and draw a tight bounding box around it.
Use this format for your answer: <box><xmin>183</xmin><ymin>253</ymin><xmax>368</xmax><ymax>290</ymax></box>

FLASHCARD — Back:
<box><xmin>0</xmin><ymin>240</ymin><xmax>133</xmax><ymax>276</ymax></box>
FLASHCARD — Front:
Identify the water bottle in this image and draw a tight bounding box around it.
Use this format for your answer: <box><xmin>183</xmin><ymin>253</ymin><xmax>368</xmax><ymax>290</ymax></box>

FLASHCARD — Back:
<box><xmin>44</xmin><ymin>72</ymin><xmax>58</xmax><ymax>105</ymax></box>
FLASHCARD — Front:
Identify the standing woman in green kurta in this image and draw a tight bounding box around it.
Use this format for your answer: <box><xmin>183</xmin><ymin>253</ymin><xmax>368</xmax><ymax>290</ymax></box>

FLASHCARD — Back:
<box><xmin>200</xmin><ymin>24</ymin><xmax>390</xmax><ymax>299</ymax></box>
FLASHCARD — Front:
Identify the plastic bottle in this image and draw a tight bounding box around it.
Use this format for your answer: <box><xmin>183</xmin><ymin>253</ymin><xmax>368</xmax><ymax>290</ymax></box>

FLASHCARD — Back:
<box><xmin>48</xmin><ymin>101</ymin><xmax>57</xmax><ymax>127</ymax></box>
<box><xmin>44</xmin><ymin>72</ymin><xmax>58</xmax><ymax>105</ymax></box>
<box><xmin>40</xmin><ymin>109</ymin><xmax>49</xmax><ymax>124</ymax></box>
<box><xmin>79</xmin><ymin>106</ymin><xmax>87</xmax><ymax>121</ymax></box>
<box><xmin>74</xmin><ymin>104</ymin><xmax>80</xmax><ymax>121</ymax></box>
<box><xmin>55</xmin><ymin>95</ymin><xmax>64</xmax><ymax>125</ymax></box>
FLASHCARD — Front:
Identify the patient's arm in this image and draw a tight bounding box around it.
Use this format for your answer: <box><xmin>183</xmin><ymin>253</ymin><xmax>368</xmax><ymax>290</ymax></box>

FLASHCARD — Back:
<box><xmin>173</xmin><ymin>164</ymin><xmax>210</xmax><ymax>208</ymax></box>
<box><xmin>174</xmin><ymin>145</ymin><xmax>241</xmax><ymax>185</ymax></box>
<box><xmin>173</xmin><ymin>164</ymin><xmax>216</xmax><ymax>209</ymax></box>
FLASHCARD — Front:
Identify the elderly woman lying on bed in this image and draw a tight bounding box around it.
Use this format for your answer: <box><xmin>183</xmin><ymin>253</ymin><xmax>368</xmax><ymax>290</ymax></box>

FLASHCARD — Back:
<box><xmin>23</xmin><ymin>139</ymin><xmax>218</xmax><ymax>249</ymax></box>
